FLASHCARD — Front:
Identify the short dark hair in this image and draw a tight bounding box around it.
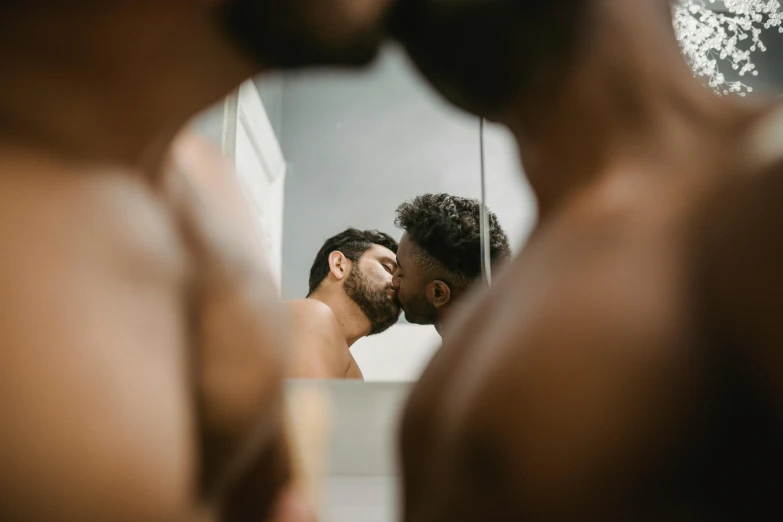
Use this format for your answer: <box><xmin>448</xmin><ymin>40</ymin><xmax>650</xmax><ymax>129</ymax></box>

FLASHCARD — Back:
<box><xmin>395</xmin><ymin>194</ymin><xmax>511</xmax><ymax>290</ymax></box>
<box><xmin>308</xmin><ymin>228</ymin><xmax>398</xmax><ymax>296</ymax></box>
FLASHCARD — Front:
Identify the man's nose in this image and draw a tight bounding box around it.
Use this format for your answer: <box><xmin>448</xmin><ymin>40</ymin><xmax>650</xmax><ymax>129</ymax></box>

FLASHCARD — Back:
<box><xmin>392</xmin><ymin>271</ymin><xmax>401</xmax><ymax>290</ymax></box>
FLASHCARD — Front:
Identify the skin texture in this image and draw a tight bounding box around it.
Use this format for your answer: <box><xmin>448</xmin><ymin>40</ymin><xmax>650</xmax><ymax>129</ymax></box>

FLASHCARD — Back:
<box><xmin>288</xmin><ymin>245</ymin><xmax>399</xmax><ymax>379</ymax></box>
<box><xmin>392</xmin><ymin>233</ymin><xmax>446</xmax><ymax>328</ymax></box>
<box><xmin>0</xmin><ymin>1</ymin><xmax>396</xmax><ymax>521</ymax></box>
<box><xmin>0</xmin><ymin>130</ymin><xmax>288</xmax><ymax>522</ymax></box>
<box><xmin>392</xmin><ymin>0</ymin><xmax>783</xmax><ymax>520</ymax></box>
<box><xmin>285</xmin><ymin>299</ymin><xmax>357</xmax><ymax>379</ymax></box>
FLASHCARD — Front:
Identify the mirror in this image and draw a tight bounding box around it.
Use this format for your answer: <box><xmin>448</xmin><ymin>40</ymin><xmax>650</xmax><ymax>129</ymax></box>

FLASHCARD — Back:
<box><xmin>191</xmin><ymin>46</ymin><xmax>536</xmax><ymax>382</ymax></box>
<box><xmin>193</xmin><ymin>46</ymin><xmax>536</xmax><ymax>382</ymax></box>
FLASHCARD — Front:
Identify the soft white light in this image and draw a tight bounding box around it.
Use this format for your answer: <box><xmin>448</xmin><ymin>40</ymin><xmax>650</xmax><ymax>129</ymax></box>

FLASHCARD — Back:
<box><xmin>674</xmin><ymin>0</ymin><xmax>783</xmax><ymax>96</ymax></box>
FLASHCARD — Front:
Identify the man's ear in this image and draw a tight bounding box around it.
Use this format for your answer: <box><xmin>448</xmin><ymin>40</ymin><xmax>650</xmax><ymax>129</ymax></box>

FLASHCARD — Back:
<box><xmin>426</xmin><ymin>280</ymin><xmax>451</xmax><ymax>308</ymax></box>
<box><xmin>328</xmin><ymin>251</ymin><xmax>350</xmax><ymax>281</ymax></box>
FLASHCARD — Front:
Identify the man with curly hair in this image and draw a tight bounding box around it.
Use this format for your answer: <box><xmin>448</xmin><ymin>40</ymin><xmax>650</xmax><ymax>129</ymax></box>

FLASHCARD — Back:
<box><xmin>393</xmin><ymin>194</ymin><xmax>511</xmax><ymax>335</ymax></box>
<box><xmin>389</xmin><ymin>0</ymin><xmax>783</xmax><ymax>520</ymax></box>
<box><xmin>286</xmin><ymin>228</ymin><xmax>401</xmax><ymax>379</ymax></box>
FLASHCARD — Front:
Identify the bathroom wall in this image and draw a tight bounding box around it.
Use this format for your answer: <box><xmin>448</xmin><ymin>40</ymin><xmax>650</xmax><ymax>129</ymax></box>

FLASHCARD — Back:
<box><xmin>255</xmin><ymin>74</ymin><xmax>285</xmax><ymax>137</ymax></box>
<box><xmin>275</xmin><ymin>46</ymin><xmax>536</xmax><ymax>302</ymax></box>
<box><xmin>351</xmin><ymin>323</ymin><xmax>441</xmax><ymax>382</ymax></box>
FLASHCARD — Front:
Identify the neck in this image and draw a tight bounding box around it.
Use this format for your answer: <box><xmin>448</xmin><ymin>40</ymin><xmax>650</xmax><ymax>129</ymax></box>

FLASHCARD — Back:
<box><xmin>433</xmin><ymin>302</ymin><xmax>455</xmax><ymax>337</ymax></box>
<box><xmin>434</xmin><ymin>320</ymin><xmax>445</xmax><ymax>337</ymax></box>
<box><xmin>505</xmin><ymin>0</ymin><xmax>761</xmax><ymax>220</ymax></box>
<box><xmin>0</xmin><ymin>3</ymin><xmax>260</xmax><ymax>172</ymax></box>
<box><xmin>309</xmin><ymin>290</ymin><xmax>372</xmax><ymax>346</ymax></box>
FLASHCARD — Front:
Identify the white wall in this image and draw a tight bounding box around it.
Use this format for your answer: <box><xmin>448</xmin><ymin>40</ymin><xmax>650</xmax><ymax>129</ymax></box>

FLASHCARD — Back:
<box><xmin>351</xmin><ymin>323</ymin><xmax>441</xmax><ymax>382</ymax></box>
<box><xmin>483</xmin><ymin>124</ymin><xmax>538</xmax><ymax>253</ymax></box>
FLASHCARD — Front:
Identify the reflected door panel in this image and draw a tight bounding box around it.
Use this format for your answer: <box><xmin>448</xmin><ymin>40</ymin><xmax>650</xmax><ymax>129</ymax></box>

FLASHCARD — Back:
<box><xmin>230</xmin><ymin>81</ymin><xmax>287</xmax><ymax>293</ymax></box>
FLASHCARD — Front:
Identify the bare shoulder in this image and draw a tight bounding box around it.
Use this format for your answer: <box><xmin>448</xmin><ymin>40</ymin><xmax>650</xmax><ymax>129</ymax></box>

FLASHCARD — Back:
<box><xmin>0</xmin><ymin>154</ymin><xmax>194</xmax><ymax>520</ymax></box>
<box><xmin>402</xmin><ymin>240</ymin><xmax>696</xmax><ymax>512</ymax></box>
<box><xmin>162</xmin><ymin>133</ymin><xmax>291</xmax><ymax>502</ymax></box>
<box><xmin>285</xmin><ymin>299</ymin><xmax>346</xmax><ymax>350</ymax></box>
<box><xmin>286</xmin><ymin>299</ymin><xmax>341</xmax><ymax>332</ymax></box>
<box><xmin>456</xmin><ymin>255</ymin><xmax>687</xmax><ymax>410</ymax></box>
<box><xmin>0</xmin><ymin>151</ymin><xmax>186</xmax><ymax>265</ymax></box>
<box><xmin>284</xmin><ymin>300</ymin><xmax>349</xmax><ymax>378</ymax></box>
<box><xmin>437</xmin><ymin>232</ymin><xmax>689</xmax><ymax>390</ymax></box>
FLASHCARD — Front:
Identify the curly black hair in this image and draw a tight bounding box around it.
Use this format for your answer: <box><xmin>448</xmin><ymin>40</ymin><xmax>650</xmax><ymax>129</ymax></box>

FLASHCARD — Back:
<box><xmin>395</xmin><ymin>194</ymin><xmax>511</xmax><ymax>289</ymax></box>
<box><xmin>307</xmin><ymin>228</ymin><xmax>398</xmax><ymax>297</ymax></box>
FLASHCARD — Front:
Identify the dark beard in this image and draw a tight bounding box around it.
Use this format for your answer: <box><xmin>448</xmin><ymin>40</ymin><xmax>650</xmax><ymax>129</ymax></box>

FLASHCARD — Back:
<box><xmin>343</xmin><ymin>266</ymin><xmax>400</xmax><ymax>336</ymax></box>
<box><xmin>219</xmin><ymin>0</ymin><xmax>385</xmax><ymax>69</ymax></box>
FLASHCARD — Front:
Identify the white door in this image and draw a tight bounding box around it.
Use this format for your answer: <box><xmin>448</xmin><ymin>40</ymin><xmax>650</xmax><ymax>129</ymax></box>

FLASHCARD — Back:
<box><xmin>222</xmin><ymin>81</ymin><xmax>287</xmax><ymax>293</ymax></box>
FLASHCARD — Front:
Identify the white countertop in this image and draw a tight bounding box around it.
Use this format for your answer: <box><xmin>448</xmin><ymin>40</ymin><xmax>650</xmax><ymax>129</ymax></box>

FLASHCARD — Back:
<box><xmin>285</xmin><ymin>380</ymin><xmax>413</xmax><ymax>476</ymax></box>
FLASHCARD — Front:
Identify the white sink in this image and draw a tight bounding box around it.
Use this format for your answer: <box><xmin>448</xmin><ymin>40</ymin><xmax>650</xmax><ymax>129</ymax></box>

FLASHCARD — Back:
<box><xmin>285</xmin><ymin>380</ymin><xmax>412</xmax><ymax>475</ymax></box>
<box><xmin>285</xmin><ymin>380</ymin><xmax>413</xmax><ymax>522</ymax></box>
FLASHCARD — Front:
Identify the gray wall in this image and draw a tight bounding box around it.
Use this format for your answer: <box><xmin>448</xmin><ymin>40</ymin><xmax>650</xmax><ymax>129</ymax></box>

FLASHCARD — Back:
<box><xmin>273</xmin><ymin>46</ymin><xmax>535</xmax><ymax>300</ymax></box>
<box><xmin>255</xmin><ymin>74</ymin><xmax>285</xmax><ymax>138</ymax></box>
<box><xmin>189</xmin><ymin>74</ymin><xmax>286</xmax><ymax>152</ymax></box>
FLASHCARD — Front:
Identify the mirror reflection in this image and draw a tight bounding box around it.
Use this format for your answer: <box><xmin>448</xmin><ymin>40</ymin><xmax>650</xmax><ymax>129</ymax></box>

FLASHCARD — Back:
<box><xmin>218</xmin><ymin>48</ymin><xmax>534</xmax><ymax>381</ymax></box>
<box><xmin>200</xmin><ymin>17</ymin><xmax>783</xmax><ymax>382</ymax></box>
